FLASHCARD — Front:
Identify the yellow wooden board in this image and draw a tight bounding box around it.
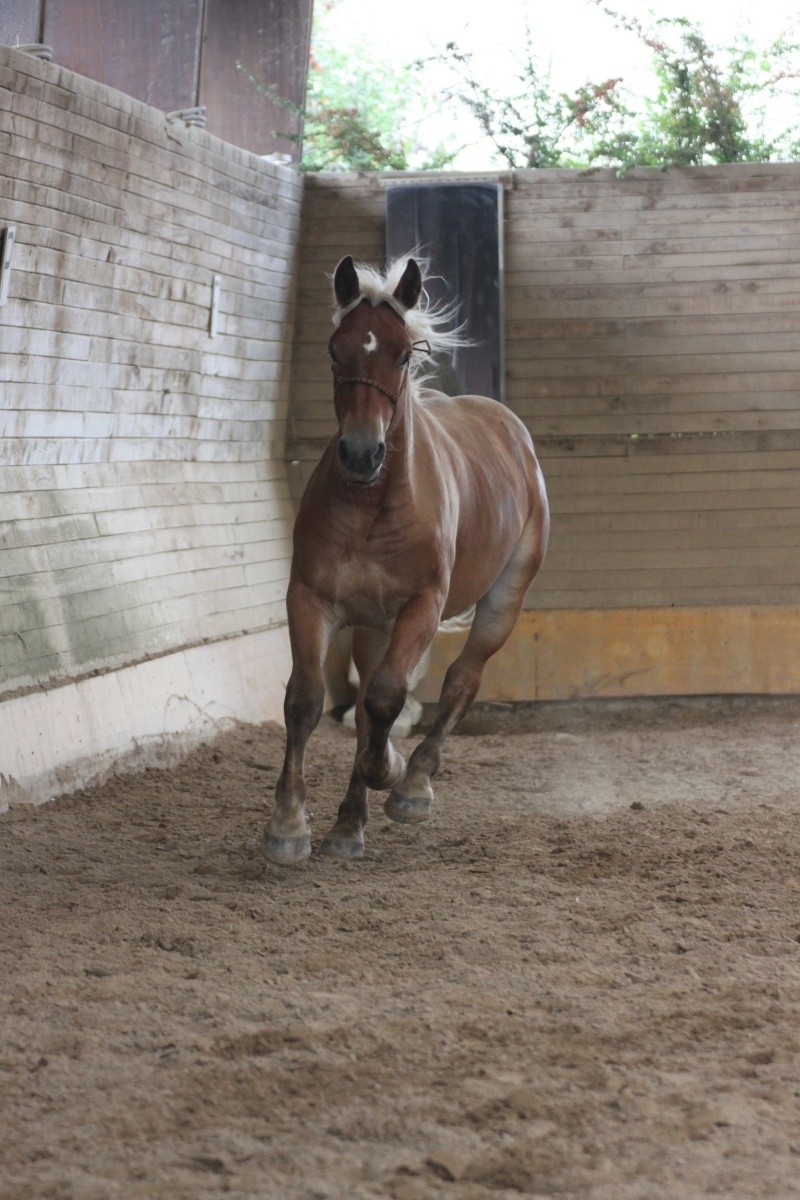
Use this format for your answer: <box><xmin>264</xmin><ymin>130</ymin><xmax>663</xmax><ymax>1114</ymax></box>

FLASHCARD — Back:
<box><xmin>415</xmin><ymin>606</ymin><xmax>800</xmax><ymax>702</ymax></box>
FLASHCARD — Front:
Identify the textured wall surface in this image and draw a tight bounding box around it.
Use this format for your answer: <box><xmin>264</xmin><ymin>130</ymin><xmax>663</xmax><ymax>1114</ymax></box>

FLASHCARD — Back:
<box><xmin>290</xmin><ymin>167</ymin><xmax>800</xmax><ymax>612</ymax></box>
<box><xmin>0</xmin><ymin>44</ymin><xmax>302</xmax><ymax>700</ymax></box>
<box><xmin>0</xmin><ymin>0</ymin><xmax>313</xmax><ymax>159</ymax></box>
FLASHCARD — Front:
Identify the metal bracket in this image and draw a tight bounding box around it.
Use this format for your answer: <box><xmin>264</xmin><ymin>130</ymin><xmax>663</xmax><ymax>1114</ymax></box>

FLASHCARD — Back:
<box><xmin>0</xmin><ymin>226</ymin><xmax>16</xmax><ymax>307</ymax></box>
<box><xmin>209</xmin><ymin>274</ymin><xmax>221</xmax><ymax>337</ymax></box>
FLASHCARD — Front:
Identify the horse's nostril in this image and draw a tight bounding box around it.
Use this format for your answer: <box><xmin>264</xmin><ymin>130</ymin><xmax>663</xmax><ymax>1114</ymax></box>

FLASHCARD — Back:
<box><xmin>338</xmin><ymin>435</ymin><xmax>383</xmax><ymax>478</ymax></box>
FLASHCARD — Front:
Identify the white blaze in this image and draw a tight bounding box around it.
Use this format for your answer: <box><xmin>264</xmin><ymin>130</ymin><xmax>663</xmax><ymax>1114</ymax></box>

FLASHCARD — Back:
<box><xmin>363</xmin><ymin>331</ymin><xmax>378</xmax><ymax>354</ymax></box>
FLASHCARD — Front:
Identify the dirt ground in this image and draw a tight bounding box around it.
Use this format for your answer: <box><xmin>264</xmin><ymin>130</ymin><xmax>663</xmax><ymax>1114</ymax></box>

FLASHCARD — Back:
<box><xmin>2</xmin><ymin>697</ymin><xmax>800</xmax><ymax>1200</ymax></box>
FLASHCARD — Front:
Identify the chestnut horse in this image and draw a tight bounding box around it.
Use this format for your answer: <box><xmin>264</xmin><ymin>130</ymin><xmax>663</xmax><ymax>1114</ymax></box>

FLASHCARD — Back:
<box><xmin>264</xmin><ymin>255</ymin><xmax>549</xmax><ymax>864</ymax></box>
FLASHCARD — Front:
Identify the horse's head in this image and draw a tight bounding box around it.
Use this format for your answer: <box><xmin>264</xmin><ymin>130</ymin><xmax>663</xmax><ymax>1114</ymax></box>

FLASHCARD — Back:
<box><xmin>329</xmin><ymin>255</ymin><xmax>422</xmax><ymax>486</ymax></box>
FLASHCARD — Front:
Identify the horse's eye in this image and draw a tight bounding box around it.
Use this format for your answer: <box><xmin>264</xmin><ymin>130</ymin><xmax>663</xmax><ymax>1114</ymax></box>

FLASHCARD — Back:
<box><xmin>328</xmin><ymin>347</ymin><xmax>338</xmax><ymax>366</ymax></box>
<box><xmin>400</xmin><ymin>350</ymin><xmax>412</xmax><ymax>367</ymax></box>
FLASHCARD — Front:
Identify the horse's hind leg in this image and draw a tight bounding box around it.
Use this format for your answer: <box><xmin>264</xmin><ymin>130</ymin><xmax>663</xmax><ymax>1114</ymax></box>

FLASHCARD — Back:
<box><xmin>320</xmin><ymin>626</ymin><xmax>388</xmax><ymax>860</ymax></box>
<box><xmin>386</xmin><ymin>522</ymin><xmax>545</xmax><ymax>824</ymax></box>
<box><xmin>358</xmin><ymin>592</ymin><xmax>441</xmax><ymax>793</ymax></box>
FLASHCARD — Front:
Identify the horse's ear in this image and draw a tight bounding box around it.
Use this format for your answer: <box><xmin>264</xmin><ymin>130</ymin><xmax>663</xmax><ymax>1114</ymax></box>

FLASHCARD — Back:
<box><xmin>392</xmin><ymin>258</ymin><xmax>422</xmax><ymax>310</ymax></box>
<box><xmin>333</xmin><ymin>255</ymin><xmax>360</xmax><ymax>308</ymax></box>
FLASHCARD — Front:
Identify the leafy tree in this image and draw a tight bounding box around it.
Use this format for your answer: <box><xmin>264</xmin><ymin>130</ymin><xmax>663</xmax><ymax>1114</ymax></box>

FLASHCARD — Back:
<box><xmin>590</xmin><ymin>8</ymin><xmax>800</xmax><ymax>170</ymax></box>
<box><xmin>429</xmin><ymin>12</ymin><xmax>800</xmax><ymax>172</ymax></box>
<box><xmin>242</xmin><ymin>3</ymin><xmax>800</xmax><ymax>172</ymax></box>
<box><xmin>298</xmin><ymin>32</ymin><xmax>456</xmax><ymax>171</ymax></box>
<box><xmin>421</xmin><ymin>31</ymin><xmax>631</xmax><ymax>169</ymax></box>
<box><xmin>239</xmin><ymin>2</ymin><xmax>457</xmax><ymax>171</ymax></box>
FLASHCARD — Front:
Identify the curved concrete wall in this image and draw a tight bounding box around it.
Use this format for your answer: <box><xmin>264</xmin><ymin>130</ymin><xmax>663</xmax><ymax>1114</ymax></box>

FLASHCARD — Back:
<box><xmin>0</xmin><ymin>45</ymin><xmax>301</xmax><ymax>805</ymax></box>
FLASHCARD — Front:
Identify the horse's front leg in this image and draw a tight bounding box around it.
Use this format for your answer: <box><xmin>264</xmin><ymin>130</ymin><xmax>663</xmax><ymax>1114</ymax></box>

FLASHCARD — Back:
<box><xmin>358</xmin><ymin>593</ymin><xmax>441</xmax><ymax>793</ymax></box>
<box><xmin>263</xmin><ymin>583</ymin><xmax>336</xmax><ymax>865</ymax></box>
<box><xmin>320</xmin><ymin>626</ymin><xmax>388</xmax><ymax>861</ymax></box>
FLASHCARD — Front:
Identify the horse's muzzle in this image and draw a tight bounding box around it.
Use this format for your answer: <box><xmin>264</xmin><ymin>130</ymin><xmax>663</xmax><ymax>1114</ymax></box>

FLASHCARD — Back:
<box><xmin>337</xmin><ymin>434</ymin><xmax>386</xmax><ymax>484</ymax></box>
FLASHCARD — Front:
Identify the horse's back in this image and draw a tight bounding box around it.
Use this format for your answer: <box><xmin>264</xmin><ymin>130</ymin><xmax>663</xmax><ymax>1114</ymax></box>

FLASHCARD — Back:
<box><xmin>412</xmin><ymin>389</ymin><xmax>548</xmax><ymax>612</ymax></box>
<box><xmin>417</xmin><ymin>389</ymin><xmax>541</xmax><ymax>499</ymax></box>
<box><xmin>418</xmin><ymin>388</ymin><xmax>535</xmax><ymax>448</ymax></box>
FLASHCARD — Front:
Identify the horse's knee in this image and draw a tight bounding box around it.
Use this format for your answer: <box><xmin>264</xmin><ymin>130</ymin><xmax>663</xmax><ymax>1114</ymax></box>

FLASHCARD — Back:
<box><xmin>364</xmin><ymin>671</ymin><xmax>406</xmax><ymax>730</ymax></box>
<box><xmin>284</xmin><ymin>669</ymin><xmax>324</xmax><ymax>734</ymax></box>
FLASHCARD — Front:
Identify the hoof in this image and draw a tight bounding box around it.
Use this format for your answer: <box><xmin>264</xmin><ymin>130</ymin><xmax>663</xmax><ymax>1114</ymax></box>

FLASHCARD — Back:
<box><xmin>262</xmin><ymin>830</ymin><xmax>312</xmax><ymax>865</ymax></box>
<box><xmin>384</xmin><ymin>784</ymin><xmax>432</xmax><ymax>824</ymax></box>
<box><xmin>359</xmin><ymin>747</ymin><xmax>406</xmax><ymax>792</ymax></box>
<box><xmin>319</xmin><ymin>826</ymin><xmax>365</xmax><ymax>860</ymax></box>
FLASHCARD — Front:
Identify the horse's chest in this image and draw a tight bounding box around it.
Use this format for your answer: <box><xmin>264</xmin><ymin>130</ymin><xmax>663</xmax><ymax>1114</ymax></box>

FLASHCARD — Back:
<box><xmin>320</xmin><ymin>554</ymin><xmax>404</xmax><ymax>623</ymax></box>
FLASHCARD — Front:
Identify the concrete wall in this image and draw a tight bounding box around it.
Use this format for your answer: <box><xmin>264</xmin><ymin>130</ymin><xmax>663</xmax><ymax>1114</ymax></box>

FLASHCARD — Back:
<box><xmin>0</xmin><ymin>45</ymin><xmax>302</xmax><ymax>805</ymax></box>
<box><xmin>289</xmin><ymin>167</ymin><xmax>800</xmax><ymax>699</ymax></box>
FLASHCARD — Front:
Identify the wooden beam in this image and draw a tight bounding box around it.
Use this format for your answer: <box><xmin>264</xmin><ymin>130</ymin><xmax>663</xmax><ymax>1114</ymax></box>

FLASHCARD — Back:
<box><xmin>415</xmin><ymin>606</ymin><xmax>800</xmax><ymax>702</ymax></box>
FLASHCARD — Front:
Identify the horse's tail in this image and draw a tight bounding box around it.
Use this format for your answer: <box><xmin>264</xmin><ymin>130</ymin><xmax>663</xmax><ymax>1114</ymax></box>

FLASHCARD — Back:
<box><xmin>438</xmin><ymin>606</ymin><xmax>476</xmax><ymax>634</ymax></box>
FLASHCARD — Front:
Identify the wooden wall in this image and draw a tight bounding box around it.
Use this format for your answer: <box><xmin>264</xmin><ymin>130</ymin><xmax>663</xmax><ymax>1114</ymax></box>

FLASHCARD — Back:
<box><xmin>0</xmin><ymin>44</ymin><xmax>302</xmax><ymax>699</ymax></box>
<box><xmin>0</xmin><ymin>0</ymin><xmax>313</xmax><ymax>158</ymax></box>
<box><xmin>290</xmin><ymin>166</ymin><xmax>800</xmax><ymax>613</ymax></box>
<box><xmin>289</xmin><ymin>166</ymin><xmax>800</xmax><ymax>697</ymax></box>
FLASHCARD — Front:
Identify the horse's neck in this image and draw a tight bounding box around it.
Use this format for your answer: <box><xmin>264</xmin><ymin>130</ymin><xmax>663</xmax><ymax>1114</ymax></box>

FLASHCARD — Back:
<box><xmin>385</xmin><ymin>387</ymin><xmax>417</xmax><ymax>487</ymax></box>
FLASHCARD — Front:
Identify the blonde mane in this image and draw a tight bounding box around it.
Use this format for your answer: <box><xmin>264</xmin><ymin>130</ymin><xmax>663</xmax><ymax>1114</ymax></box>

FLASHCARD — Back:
<box><xmin>331</xmin><ymin>256</ymin><xmax>467</xmax><ymax>387</ymax></box>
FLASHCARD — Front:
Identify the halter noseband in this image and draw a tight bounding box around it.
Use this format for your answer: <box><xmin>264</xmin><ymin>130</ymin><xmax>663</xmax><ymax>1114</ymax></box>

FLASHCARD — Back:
<box><xmin>333</xmin><ymin>376</ymin><xmax>402</xmax><ymax>407</ymax></box>
<box><xmin>330</xmin><ymin>342</ymin><xmax>428</xmax><ymax>410</ymax></box>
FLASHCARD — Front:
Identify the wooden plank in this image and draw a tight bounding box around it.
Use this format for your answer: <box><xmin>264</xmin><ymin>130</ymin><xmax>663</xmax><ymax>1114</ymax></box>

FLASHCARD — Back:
<box><xmin>531</xmin><ymin>564</ymin><xmax>800</xmax><ymax>594</ymax></box>
<box><xmin>552</xmin><ymin>505</ymin><xmax>800</xmax><ymax>533</ymax></box>
<box><xmin>507</xmin><ymin>273</ymin><xmax>800</xmax><ymax>309</ymax></box>
<box><xmin>507</xmin><ymin>351</ymin><xmax>800</xmax><ymax>377</ymax></box>
<box><xmin>542</xmin><ymin>543</ymin><xmax>800</xmax><ymax>572</ymax></box>
<box><xmin>523</xmin><ymin>585</ymin><xmax>800</xmax><ymax>609</ymax></box>
<box><xmin>505</xmin><ymin>262</ymin><xmax>800</xmax><ymax>288</ymax></box>
<box><xmin>417</xmin><ymin>607</ymin><xmax>800</xmax><ymax>701</ymax></box>
<box><xmin>541</xmin><ymin>427</ymin><xmax>800</xmax><ymax>456</ymax></box>
<box><xmin>523</xmin><ymin>411</ymin><xmax>800</xmax><ymax>437</ymax></box>
<box><xmin>509</xmin><ymin>371</ymin><xmax>800</xmax><ymax>399</ymax></box>
<box><xmin>545</xmin><ymin>529</ymin><xmax>800</xmax><ymax>559</ymax></box>
<box><xmin>542</xmin><ymin>486</ymin><xmax>800</xmax><ymax>515</ymax></box>
<box><xmin>507</xmin><ymin>331</ymin><xmax>800</xmax><ymax>361</ymax></box>
<box><xmin>507</xmin><ymin>311</ymin><xmax>800</xmax><ymax>341</ymax></box>
<box><xmin>506</xmin><ymin>206</ymin><xmax>800</xmax><ymax>237</ymax></box>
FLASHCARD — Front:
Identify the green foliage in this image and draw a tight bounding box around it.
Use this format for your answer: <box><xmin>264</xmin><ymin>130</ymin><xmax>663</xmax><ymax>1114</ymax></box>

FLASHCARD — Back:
<box><xmin>431</xmin><ymin>12</ymin><xmax>800</xmax><ymax>172</ymax></box>
<box><xmin>239</xmin><ymin>5</ymin><xmax>457</xmax><ymax>172</ymax></box>
<box><xmin>242</xmin><ymin>3</ymin><xmax>800</xmax><ymax>173</ymax></box>
<box><xmin>299</xmin><ymin>34</ymin><xmax>457</xmax><ymax>171</ymax></box>
<box><xmin>590</xmin><ymin>10</ymin><xmax>800</xmax><ymax>170</ymax></box>
<box><xmin>424</xmin><ymin>33</ymin><xmax>632</xmax><ymax>169</ymax></box>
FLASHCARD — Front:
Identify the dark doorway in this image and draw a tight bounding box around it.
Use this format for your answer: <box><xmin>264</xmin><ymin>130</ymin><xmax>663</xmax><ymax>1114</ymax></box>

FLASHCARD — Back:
<box><xmin>386</xmin><ymin>182</ymin><xmax>504</xmax><ymax>402</ymax></box>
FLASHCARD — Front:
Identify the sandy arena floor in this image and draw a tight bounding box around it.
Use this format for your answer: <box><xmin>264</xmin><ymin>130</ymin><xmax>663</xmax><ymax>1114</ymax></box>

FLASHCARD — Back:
<box><xmin>2</xmin><ymin>698</ymin><xmax>800</xmax><ymax>1200</ymax></box>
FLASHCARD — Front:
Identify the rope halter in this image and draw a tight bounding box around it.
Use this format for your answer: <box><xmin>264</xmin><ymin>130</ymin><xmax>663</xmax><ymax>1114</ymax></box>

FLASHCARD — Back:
<box><xmin>333</xmin><ymin>376</ymin><xmax>403</xmax><ymax>407</ymax></box>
